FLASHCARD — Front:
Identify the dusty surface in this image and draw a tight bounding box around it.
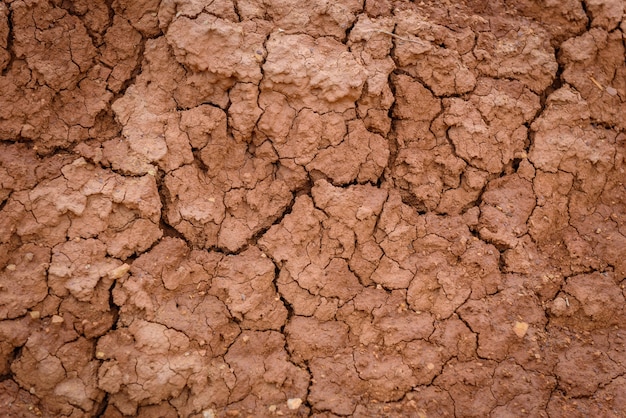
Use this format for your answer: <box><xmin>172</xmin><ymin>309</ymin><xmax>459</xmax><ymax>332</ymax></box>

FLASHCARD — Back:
<box><xmin>1</xmin><ymin>0</ymin><xmax>625</xmax><ymax>416</ymax></box>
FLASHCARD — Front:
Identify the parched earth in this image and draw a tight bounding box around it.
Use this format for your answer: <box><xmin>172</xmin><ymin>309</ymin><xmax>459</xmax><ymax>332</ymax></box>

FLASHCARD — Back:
<box><xmin>0</xmin><ymin>0</ymin><xmax>625</xmax><ymax>417</ymax></box>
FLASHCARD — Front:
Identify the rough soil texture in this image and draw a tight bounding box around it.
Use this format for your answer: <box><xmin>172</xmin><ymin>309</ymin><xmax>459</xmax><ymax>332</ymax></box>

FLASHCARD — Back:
<box><xmin>1</xmin><ymin>0</ymin><xmax>626</xmax><ymax>417</ymax></box>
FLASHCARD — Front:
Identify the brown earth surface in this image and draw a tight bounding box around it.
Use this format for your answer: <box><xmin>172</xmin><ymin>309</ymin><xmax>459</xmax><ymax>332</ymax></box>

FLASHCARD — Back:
<box><xmin>1</xmin><ymin>0</ymin><xmax>626</xmax><ymax>417</ymax></box>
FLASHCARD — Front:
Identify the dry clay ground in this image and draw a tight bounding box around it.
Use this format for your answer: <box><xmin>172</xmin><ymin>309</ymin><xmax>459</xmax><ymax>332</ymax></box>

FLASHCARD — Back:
<box><xmin>0</xmin><ymin>0</ymin><xmax>626</xmax><ymax>417</ymax></box>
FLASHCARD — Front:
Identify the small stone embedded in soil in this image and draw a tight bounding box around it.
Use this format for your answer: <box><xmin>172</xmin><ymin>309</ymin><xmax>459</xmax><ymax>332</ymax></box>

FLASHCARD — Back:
<box><xmin>287</xmin><ymin>397</ymin><xmax>303</xmax><ymax>410</ymax></box>
<box><xmin>2</xmin><ymin>1</ymin><xmax>626</xmax><ymax>417</ymax></box>
<box><xmin>513</xmin><ymin>321</ymin><xmax>529</xmax><ymax>338</ymax></box>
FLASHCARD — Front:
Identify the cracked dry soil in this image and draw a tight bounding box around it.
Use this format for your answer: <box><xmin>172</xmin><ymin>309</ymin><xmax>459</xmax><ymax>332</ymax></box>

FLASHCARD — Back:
<box><xmin>1</xmin><ymin>0</ymin><xmax>626</xmax><ymax>417</ymax></box>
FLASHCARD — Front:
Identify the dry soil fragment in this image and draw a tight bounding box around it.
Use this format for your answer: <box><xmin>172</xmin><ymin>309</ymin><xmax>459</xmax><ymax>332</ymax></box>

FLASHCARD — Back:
<box><xmin>0</xmin><ymin>3</ymin><xmax>9</xmax><ymax>72</ymax></box>
<box><xmin>395</xmin><ymin>202</ymin><xmax>501</xmax><ymax>319</ymax></box>
<box><xmin>474</xmin><ymin>18</ymin><xmax>557</xmax><ymax>93</ymax></box>
<box><xmin>560</xmin><ymin>27</ymin><xmax>626</xmax><ymax>130</ymax></box>
<box><xmin>164</xmin><ymin>151</ymin><xmax>292</xmax><ymax>252</ymax></box>
<box><xmin>0</xmin><ymin>244</ymin><xmax>48</xmax><ymax>320</ymax></box>
<box><xmin>260</xmin><ymin>181</ymin><xmax>389</xmax><ymax>316</ymax></box>
<box><xmin>112</xmin><ymin>237</ymin><xmax>240</xmax><ymax>357</ymax></box>
<box><xmin>529</xmin><ymin>86</ymin><xmax>616</xmax><ymax>174</ymax></box>
<box><xmin>113</xmin><ymin>0</ymin><xmax>161</xmax><ymax>36</ymax></box>
<box><xmin>554</xmin><ymin>334</ymin><xmax>623</xmax><ymax>397</ymax></box>
<box><xmin>223</xmin><ymin>331</ymin><xmax>310</xmax><ymax>416</ymax></box>
<box><xmin>12</xmin><ymin>322</ymin><xmax>103</xmax><ymax>416</ymax></box>
<box><xmin>478</xmin><ymin>173</ymin><xmax>536</xmax><ymax>248</ymax></box>
<box><xmin>98</xmin><ymin>319</ymin><xmax>231</xmax><ymax>416</ymax></box>
<box><xmin>100</xmin><ymin>16</ymin><xmax>143</xmax><ymax>93</ymax></box>
<box><xmin>237</xmin><ymin>0</ymin><xmax>362</xmax><ymax>39</ymax></box>
<box><xmin>444</xmin><ymin>78</ymin><xmax>540</xmax><ymax>174</ymax></box>
<box><xmin>263</xmin><ymin>33</ymin><xmax>367</xmax><ymax>113</ymax></box>
<box><xmin>166</xmin><ymin>14</ymin><xmax>267</xmax><ymax>84</ymax></box>
<box><xmin>393</xmin><ymin>9</ymin><xmax>476</xmax><ymax>96</ymax></box>
<box><xmin>307</xmin><ymin>119</ymin><xmax>389</xmax><ymax>185</ymax></box>
<box><xmin>554</xmin><ymin>272</ymin><xmax>626</xmax><ymax>329</ymax></box>
<box><xmin>210</xmin><ymin>247</ymin><xmax>287</xmax><ymax>330</ymax></box>
<box><xmin>490</xmin><ymin>359</ymin><xmax>555</xmax><ymax>416</ymax></box>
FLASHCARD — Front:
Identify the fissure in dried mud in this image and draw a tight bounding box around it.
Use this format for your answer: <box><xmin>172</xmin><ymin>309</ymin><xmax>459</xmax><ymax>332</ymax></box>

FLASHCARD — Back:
<box><xmin>1</xmin><ymin>0</ymin><xmax>626</xmax><ymax>417</ymax></box>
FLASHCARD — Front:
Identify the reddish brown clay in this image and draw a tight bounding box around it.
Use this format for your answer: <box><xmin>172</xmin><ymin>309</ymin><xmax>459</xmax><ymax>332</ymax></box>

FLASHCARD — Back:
<box><xmin>1</xmin><ymin>0</ymin><xmax>625</xmax><ymax>417</ymax></box>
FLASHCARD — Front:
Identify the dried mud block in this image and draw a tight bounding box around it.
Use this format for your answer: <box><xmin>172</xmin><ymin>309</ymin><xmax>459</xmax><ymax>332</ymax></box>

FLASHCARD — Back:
<box><xmin>112</xmin><ymin>0</ymin><xmax>161</xmax><ymax>36</ymax></box>
<box><xmin>164</xmin><ymin>153</ymin><xmax>292</xmax><ymax>252</ymax></box>
<box><xmin>353</xmin><ymin>387</ymin><xmax>454</xmax><ymax>417</ymax></box>
<box><xmin>474</xmin><ymin>19</ymin><xmax>557</xmax><ymax>93</ymax></box>
<box><xmin>0</xmin><ymin>1</ymin><xmax>118</xmax><ymax>150</ymax></box>
<box><xmin>553</xmin><ymin>334</ymin><xmax>624</xmax><ymax>397</ymax></box>
<box><xmin>393</xmin><ymin>10</ymin><xmax>476</xmax><ymax>96</ymax></box>
<box><xmin>478</xmin><ymin>174</ymin><xmax>536</xmax><ymax>249</ymax></box>
<box><xmin>392</xmin><ymin>73</ymin><xmax>441</xmax><ymax>145</ymax></box>
<box><xmin>0</xmin><ymin>3</ymin><xmax>9</xmax><ymax>71</ymax></box>
<box><xmin>547</xmin><ymin>374</ymin><xmax>626</xmax><ymax>416</ymax></box>
<box><xmin>528</xmin><ymin>86</ymin><xmax>626</xmax><ymax>276</ymax></box>
<box><xmin>210</xmin><ymin>247</ymin><xmax>287</xmax><ymax>330</ymax></box>
<box><xmin>0</xmin><ymin>379</ymin><xmax>47</xmax><ymax>417</ymax></box>
<box><xmin>166</xmin><ymin>14</ymin><xmax>267</xmax><ymax>83</ymax></box>
<box><xmin>0</xmin><ymin>244</ymin><xmax>49</xmax><ymax>320</ymax></box>
<box><xmin>349</xmin><ymin>15</ymin><xmax>396</xmax><ymax>135</ymax></box>
<box><xmin>222</xmin><ymin>331</ymin><xmax>310</xmax><ymax>415</ymax></box>
<box><xmin>11</xmin><ymin>322</ymin><xmax>104</xmax><ymax>416</ymax></box>
<box><xmin>0</xmin><ymin>151</ymin><xmax>165</xmax><ymax>337</ymax></box>
<box><xmin>306</xmin><ymin>353</ymin><xmax>365</xmax><ymax>415</ymax></box>
<box><xmin>560</xmin><ymin>28</ymin><xmax>626</xmax><ymax>130</ymax></box>
<box><xmin>369</xmin><ymin>192</ymin><xmax>501</xmax><ymax>319</ymax></box>
<box><xmin>457</xmin><ymin>276</ymin><xmax>547</xmax><ymax>363</ymax></box>
<box><xmin>260</xmin><ymin>182</ymin><xmax>388</xmax><ymax>316</ymax></box>
<box><xmin>0</xmin><ymin>144</ymin><xmax>40</xmax><ymax>202</ymax></box>
<box><xmin>228</xmin><ymin>82</ymin><xmax>262</xmax><ymax>142</ymax></box>
<box><xmin>549</xmin><ymin>272</ymin><xmax>625</xmax><ymax>330</ymax></box>
<box><xmin>158</xmin><ymin>0</ymin><xmax>239</xmax><ymax>28</ymax></box>
<box><xmin>97</xmin><ymin>319</ymin><xmax>232</xmax><ymax>416</ymax></box>
<box><xmin>585</xmin><ymin>0</ymin><xmax>624</xmax><ymax>30</ymax></box>
<box><xmin>46</xmin><ymin>239</ymin><xmax>120</xmax><ymax>336</ymax></box>
<box><xmin>112</xmin><ymin>238</ymin><xmax>239</xmax><ymax>354</ymax></box>
<box><xmin>263</xmin><ymin>33</ymin><xmax>367</xmax><ymax>113</ymax></box>
<box><xmin>435</xmin><ymin>359</ymin><xmax>498</xmax><ymax>417</ymax></box>
<box><xmin>530</xmin><ymin>86</ymin><xmax>617</xmax><ymax>174</ymax></box>
<box><xmin>490</xmin><ymin>359</ymin><xmax>556</xmax><ymax>416</ymax></box>
<box><xmin>0</xmin><ymin>317</ymin><xmax>31</xmax><ymax>376</ymax></box>
<box><xmin>444</xmin><ymin>78</ymin><xmax>541</xmax><ymax>174</ymax></box>
<box><xmin>0</xmin><ymin>157</ymin><xmax>162</xmax><ymax>257</ymax></box>
<box><xmin>237</xmin><ymin>0</ymin><xmax>362</xmax><ymax>39</ymax></box>
<box><xmin>12</xmin><ymin>0</ymin><xmax>95</xmax><ymax>91</ymax></box>
<box><xmin>505</xmin><ymin>0</ymin><xmax>588</xmax><ymax>43</ymax></box>
<box><xmin>284</xmin><ymin>316</ymin><xmax>350</xmax><ymax>364</ymax></box>
<box><xmin>100</xmin><ymin>16</ymin><xmax>143</xmax><ymax>93</ymax></box>
<box><xmin>307</xmin><ymin>119</ymin><xmax>389</xmax><ymax>185</ymax></box>
<box><xmin>112</xmin><ymin>80</ymin><xmax>193</xmax><ymax>172</ymax></box>
<box><xmin>391</xmin><ymin>73</ymin><xmax>481</xmax><ymax>213</ymax></box>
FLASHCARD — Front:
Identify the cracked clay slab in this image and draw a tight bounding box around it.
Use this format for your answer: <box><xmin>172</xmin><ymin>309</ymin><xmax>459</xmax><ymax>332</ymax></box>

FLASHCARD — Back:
<box><xmin>1</xmin><ymin>0</ymin><xmax>626</xmax><ymax>417</ymax></box>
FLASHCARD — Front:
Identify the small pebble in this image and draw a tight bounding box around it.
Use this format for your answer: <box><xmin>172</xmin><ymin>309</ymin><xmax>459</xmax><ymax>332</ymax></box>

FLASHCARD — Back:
<box><xmin>606</xmin><ymin>86</ymin><xmax>617</xmax><ymax>96</ymax></box>
<box><xmin>51</xmin><ymin>315</ymin><xmax>64</xmax><ymax>325</ymax></box>
<box><xmin>513</xmin><ymin>321</ymin><xmax>529</xmax><ymax>338</ymax></box>
<box><xmin>287</xmin><ymin>398</ymin><xmax>302</xmax><ymax>410</ymax></box>
<box><xmin>6</xmin><ymin>264</ymin><xmax>16</xmax><ymax>271</ymax></box>
<box><xmin>108</xmin><ymin>263</ymin><xmax>130</xmax><ymax>279</ymax></box>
